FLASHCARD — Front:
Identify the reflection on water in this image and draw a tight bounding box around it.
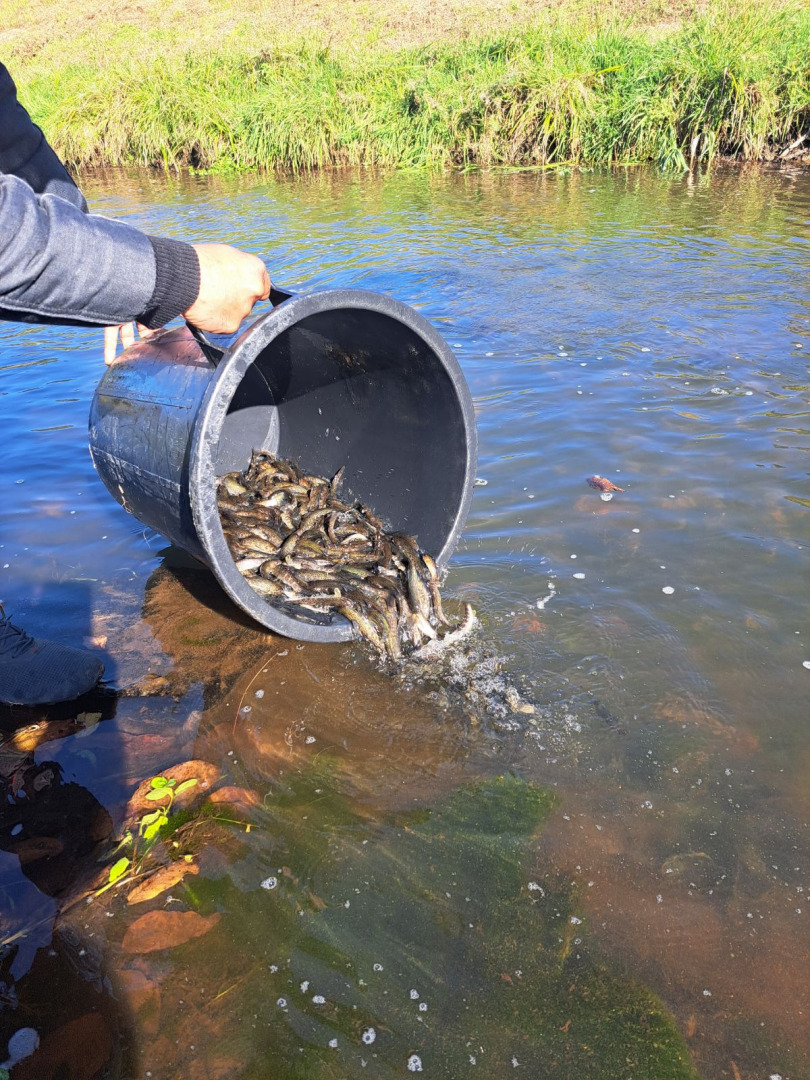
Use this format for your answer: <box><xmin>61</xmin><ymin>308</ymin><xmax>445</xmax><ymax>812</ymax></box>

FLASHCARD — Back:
<box><xmin>0</xmin><ymin>166</ymin><xmax>808</xmax><ymax>1078</ymax></box>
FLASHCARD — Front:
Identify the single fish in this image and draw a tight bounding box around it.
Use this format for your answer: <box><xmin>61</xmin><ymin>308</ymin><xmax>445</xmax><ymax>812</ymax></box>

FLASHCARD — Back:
<box><xmin>246</xmin><ymin>537</ymin><xmax>283</xmax><ymax>557</ymax></box>
<box><xmin>235</xmin><ymin>557</ymin><xmax>265</xmax><ymax>573</ymax></box>
<box><xmin>337</xmin><ymin>600</ymin><xmax>385</xmax><ymax>654</ymax></box>
<box><xmin>421</xmin><ymin>553</ymin><xmax>450</xmax><ymax>626</ymax></box>
<box><xmin>249</xmin><ymin>577</ymin><xmax>284</xmax><ymax>597</ymax></box>
<box><xmin>221</xmin><ymin>475</ymin><xmax>248</xmax><ymax>497</ymax></box>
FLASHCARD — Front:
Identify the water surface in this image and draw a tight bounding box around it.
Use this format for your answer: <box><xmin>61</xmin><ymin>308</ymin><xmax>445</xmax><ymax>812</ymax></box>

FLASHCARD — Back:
<box><xmin>0</xmin><ymin>166</ymin><xmax>808</xmax><ymax>1079</ymax></box>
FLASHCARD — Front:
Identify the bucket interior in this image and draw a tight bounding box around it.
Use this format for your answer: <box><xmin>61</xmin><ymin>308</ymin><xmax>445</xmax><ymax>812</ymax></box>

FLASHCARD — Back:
<box><xmin>214</xmin><ymin>308</ymin><xmax>469</xmax><ymax>559</ymax></box>
<box><xmin>191</xmin><ymin>300</ymin><xmax>475</xmax><ymax>641</ymax></box>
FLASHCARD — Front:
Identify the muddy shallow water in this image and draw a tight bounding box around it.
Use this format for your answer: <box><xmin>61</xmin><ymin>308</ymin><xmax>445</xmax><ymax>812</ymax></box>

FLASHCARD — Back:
<box><xmin>0</xmin><ymin>166</ymin><xmax>808</xmax><ymax>1079</ymax></box>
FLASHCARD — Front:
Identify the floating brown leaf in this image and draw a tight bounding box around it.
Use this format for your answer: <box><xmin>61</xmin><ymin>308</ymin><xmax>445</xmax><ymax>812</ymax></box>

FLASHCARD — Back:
<box><xmin>121</xmin><ymin>909</ymin><xmax>220</xmax><ymax>953</ymax></box>
<box><xmin>587</xmin><ymin>475</ymin><xmax>625</xmax><ymax>493</ymax></box>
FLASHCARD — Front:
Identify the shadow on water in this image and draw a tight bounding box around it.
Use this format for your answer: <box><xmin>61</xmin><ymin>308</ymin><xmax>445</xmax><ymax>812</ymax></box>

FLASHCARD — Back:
<box><xmin>0</xmin><ymin>681</ymin><xmax>138</xmax><ymax>1077</ymax></box>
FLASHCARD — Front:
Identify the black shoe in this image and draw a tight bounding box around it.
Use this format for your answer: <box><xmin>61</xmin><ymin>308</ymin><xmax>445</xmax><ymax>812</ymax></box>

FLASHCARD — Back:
<box><xmin>0</xmin><ymin>610</ymin><xmax>104</xmax><ymax>707</ymax></box>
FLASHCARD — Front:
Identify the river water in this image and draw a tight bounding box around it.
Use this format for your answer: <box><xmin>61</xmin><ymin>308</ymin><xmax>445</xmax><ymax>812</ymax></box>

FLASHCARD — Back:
<box><xmin>0</xmin><ymin>167</ymin><xmax>808</xmax><ymax>1079</ymax></box>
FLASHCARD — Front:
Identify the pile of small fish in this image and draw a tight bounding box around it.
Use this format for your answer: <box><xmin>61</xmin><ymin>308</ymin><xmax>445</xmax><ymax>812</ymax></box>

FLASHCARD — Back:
<box><xmin>217</xmin><ymin>450</ymin><xmax>474</xmax><ymax>660</ymax></box>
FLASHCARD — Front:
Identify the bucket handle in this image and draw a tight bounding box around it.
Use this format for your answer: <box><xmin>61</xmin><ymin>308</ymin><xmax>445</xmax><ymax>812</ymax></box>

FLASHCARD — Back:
<box><xmin>187</xmin><ymin>284</ymin><xmax>294</xmax><ymax>365</ymax></box>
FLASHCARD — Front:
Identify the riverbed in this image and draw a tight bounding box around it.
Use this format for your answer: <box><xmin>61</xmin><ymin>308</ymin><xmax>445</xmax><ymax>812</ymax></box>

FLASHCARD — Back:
<box><xmin>0</xmin><ymin>166</ymin><xmax>808</xmax><ymax>1079</ymax></box>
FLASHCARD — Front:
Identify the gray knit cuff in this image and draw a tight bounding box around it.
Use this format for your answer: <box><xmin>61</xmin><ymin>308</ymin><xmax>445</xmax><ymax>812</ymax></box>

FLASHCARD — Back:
<box><xmin>138</xmin><ymin>236</ymin><xmax>200</xmax><ymax>329</ymax></box>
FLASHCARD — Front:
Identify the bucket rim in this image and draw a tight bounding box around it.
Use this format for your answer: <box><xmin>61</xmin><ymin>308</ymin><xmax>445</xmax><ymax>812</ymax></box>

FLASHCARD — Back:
<box><xmin>188</xmin><ymin>287</ymin><xmax>478</xmax><ymax>642</ymax></box>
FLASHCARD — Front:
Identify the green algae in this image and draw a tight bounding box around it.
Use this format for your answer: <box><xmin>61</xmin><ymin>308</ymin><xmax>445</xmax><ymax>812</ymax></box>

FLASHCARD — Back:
<box><xmin>142</xmin><ymin>766</ymin><xmax>702</xmax><ymax>1079</ymax></box>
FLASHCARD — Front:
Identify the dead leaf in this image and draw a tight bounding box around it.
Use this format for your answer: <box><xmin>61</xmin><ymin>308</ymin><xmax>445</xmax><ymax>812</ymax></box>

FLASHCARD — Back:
<box><xmin>511</xmin><ymin>614</ymin><xmax>546</xmax><ymax>634</ymax></box>
<box><xmin>127</xmin><ymin>861</ymin><xmax>199</xmax><ymax>904</ymax></box>
<box><xmin>121</xmin><ymin>909</ymin><xmax>221</xmax><ymax>953</ymax></box>
<box><xmin>587</xmin><ymin>475</ymin><xmax>625</xmax><ymax>493</ymax></box>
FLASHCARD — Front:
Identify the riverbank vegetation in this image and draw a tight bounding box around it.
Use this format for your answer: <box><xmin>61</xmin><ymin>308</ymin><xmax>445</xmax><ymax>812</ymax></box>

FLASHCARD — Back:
<box><xmin>3</xmin><ymin>0</ymin><xmax>809</xmax><ymax>172</ymax></box>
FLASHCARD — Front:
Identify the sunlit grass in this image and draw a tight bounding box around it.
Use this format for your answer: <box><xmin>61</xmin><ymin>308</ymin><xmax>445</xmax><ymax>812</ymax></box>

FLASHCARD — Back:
<box><xmin>12</xmin><ymin>2</ymin><xmax>810</xmax><ymax>172</ymax></box>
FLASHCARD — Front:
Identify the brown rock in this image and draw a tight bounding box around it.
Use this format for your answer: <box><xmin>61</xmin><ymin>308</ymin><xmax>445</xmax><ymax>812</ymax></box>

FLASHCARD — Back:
<box><xmin>127</xmin><ymin>861</ymin><xmax>200</xmax><ymax>904</ymax></box>
<box><xmin>206</xmin><ymin>785</ymin><xmax>263</xmax><ymax>815</ymax></box>
<box><xmin>121</xmin><ymin>909</ymin><xmax>221</xmax><ymax>953</ymax></box>
<box><xmin>126</xmin><ymin>759</ymin><xmax>221</xmax><ymax>818</ymax></box>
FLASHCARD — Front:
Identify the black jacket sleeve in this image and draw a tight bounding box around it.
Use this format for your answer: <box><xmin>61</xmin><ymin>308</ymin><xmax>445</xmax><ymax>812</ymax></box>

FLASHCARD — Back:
<box><xmin>0</xmin><ymin>64</ymin><xmax>200</xmax><ymax>328</ymax></box>
<box><xmin>0</xmin><ymin>62</ymin><xmax>87</xmax><ymax>211</ymax></box>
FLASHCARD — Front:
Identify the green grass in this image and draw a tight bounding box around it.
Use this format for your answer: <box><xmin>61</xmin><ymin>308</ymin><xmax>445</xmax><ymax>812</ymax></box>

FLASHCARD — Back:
<box><xmin>13</xmin><ymin>2</ymin><xmax>810</xmax><ymax>172</ymax></box>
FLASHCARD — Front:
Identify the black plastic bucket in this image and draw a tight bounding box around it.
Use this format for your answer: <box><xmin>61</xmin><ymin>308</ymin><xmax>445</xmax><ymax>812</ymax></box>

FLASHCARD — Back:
<box><xmin>89</xmin><ymin>288</ymin><xmax>478</xmax><ymax>642</ymax></box>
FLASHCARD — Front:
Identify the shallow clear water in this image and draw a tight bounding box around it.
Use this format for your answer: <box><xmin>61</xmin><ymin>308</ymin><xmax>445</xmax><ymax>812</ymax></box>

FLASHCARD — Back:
<box><xmin>0</xmin><ymin>166</ymin><xmax>809</xmax><ymax>1079</ymax></box>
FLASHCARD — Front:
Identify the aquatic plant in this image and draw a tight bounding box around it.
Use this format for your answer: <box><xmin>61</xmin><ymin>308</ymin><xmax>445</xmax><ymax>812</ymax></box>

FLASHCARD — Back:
<box><xmin>9</xmin><ymin>2</ymin><xmax>810</xmax><ymax>172</ymax></box>
<box><xmin>140</xmin><ymin>764</ymin><xmax>703</xmax><ymax>1078</ymax></box>
<box><xmin>98</xmin><ymin>774</ymin><xmax>198</xmax><ymax>894</ymax></box>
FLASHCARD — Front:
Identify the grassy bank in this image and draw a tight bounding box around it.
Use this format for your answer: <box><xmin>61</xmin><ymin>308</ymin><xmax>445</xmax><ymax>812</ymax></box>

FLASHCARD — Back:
<box><xmin>6</xmin><ymin>2</ymin><xmax>810</xmax><ymax>172</ymax></box>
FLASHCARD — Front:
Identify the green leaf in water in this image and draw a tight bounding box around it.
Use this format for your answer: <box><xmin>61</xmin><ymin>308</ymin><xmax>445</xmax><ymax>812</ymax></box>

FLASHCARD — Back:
<box><xmin>142</xmin><ymin>816</ymin><xmax>167</xmax><ymax>841</ymax></box>
<box><xmin>144</xmin><ymin>788</ymin><xmax>173</xmax><ymax>801</ymax></box>
<box><xmin>108</xmin><ymin>856</ymin><xmax>130</xmax><ymax>885</ymax></box>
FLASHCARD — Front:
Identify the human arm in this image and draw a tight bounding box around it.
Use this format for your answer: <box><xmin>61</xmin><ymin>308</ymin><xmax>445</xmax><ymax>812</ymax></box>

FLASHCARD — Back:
<box><xmin>0</xmin><ymin>63</ymin><xmax>270</xmax><ymax>344</ymax></box>
<box><xmin>0</xmin><ymin>175</ymin><xmax>270</xmax><ymax>333</ymax></box>
<box><xmin>0</xmin><ymin>174</ymin><xmax>199</xmax><ymax>326</ymax></box>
